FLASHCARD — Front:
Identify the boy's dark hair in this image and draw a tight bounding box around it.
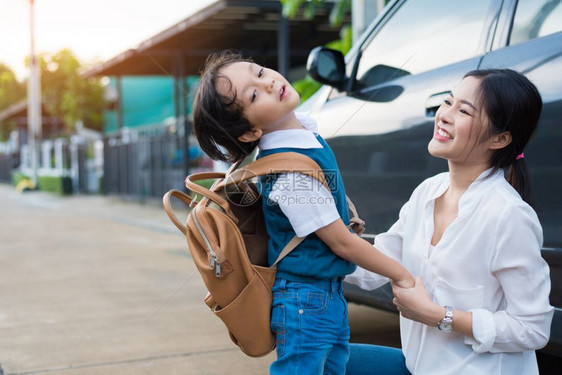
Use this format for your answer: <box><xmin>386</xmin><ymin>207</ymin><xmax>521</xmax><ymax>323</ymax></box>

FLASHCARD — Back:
<box><xmin>193</xmin><ymin>50</ymin><xmax>259</xmax><ymax>163</ymax></box>
<box><xmin>465</xmin><ymin>68</ymin><xmax>542</xmax><ymax>208</ymax></box>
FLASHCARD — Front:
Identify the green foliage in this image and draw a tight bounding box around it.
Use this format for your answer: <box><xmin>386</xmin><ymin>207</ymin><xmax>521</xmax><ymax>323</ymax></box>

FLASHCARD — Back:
<box><xmin>283</xmin><ymin>1</ymin><xmax>353</xmax><ymax>102</ymax></box>
<box><xmin>291</xmin><ymin>24</ymin><xmax>353</xmax><ymax>103</ymax></box>
<box><xmin>293</xmin><ymin>76</ymin><xmax>322</xmax><ymax>103</ymax></box>
<box><xmin>326</xmin><ymin>24</ymin><xmax>353</xmax><ymax>55</ymax></box>
<box><xmin>281</xmin><ymin>0</ymin><xmax>351</xmax><ymax>27</ymax></box>
<box><xmin>11</xmin><ymin>172</ymin><xmax>30</xmax><ymax>187</ymax></box>
<box><xmin>0</xmin><ymin>63</ymin><xmax>26</xmax><ymax>111</ymax></box>
<box><xmin>0</xmin><ymin>64</ymin><xmax>26</xmax><ymax>140</ymax></box>
<box><xmin>193</xmin><ymin>178</ymin><xmax>216</xmax><ymax>202</ymax></box>
<box><xmin>1</xmin><ymin>50</ymin><xmax>105</xmax><ymax>138</ymax></box>
<box><xmin>330</xmin><ymin>0</ymin><xmax>351</xmax><ymax>26</ymax></box>
<box><xmin>33</xmin><ymin>49</ymin><xmax>105</xmax><ymax>135</ymax></box>
<box><xmin>15</xmin><ymin>172</ymin><xmax>73</xmax><ymax>195</ymax></box>
<box><xmin>38</xmin><ymin>175</ymin><xmax>72</xmax><ymax>195</ymax></box>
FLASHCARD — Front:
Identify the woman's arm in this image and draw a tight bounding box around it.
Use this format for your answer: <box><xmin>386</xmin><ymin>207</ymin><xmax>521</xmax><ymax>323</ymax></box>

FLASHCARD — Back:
<box><xmin>345</xmin><ymin>199</ymin><xmax>412</xmax><ymax>290</ymax></box>
<box><xmin>392</xmin><ymin>204</ymin><xmax>553</xmax><ymax>352</ymax></box>
<box><xmin>391</xmin><ymin>277</ymin><xmax>474</xmax><ymax>338</ymax></box>
<box><xmin>467</xmin><ymin>204</ymin><xmax>553</xmax><ymax>353</ymax></box>
<box><xmin>316</xmin><ymin>219</ymin><xmax>414</xmax><ymax>288</ymax></box>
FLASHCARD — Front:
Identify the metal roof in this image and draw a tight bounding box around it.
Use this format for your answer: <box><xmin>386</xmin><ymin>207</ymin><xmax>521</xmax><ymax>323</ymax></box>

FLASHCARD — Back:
<box><xmin>83</xmin><ymin>0</ymin><xmax>346</xmax><ymax>77</ymax></box>
<box><xmin>0</xmin><ymin>100</ymin><xmax>27</xmax><ymax>123</ymax></box>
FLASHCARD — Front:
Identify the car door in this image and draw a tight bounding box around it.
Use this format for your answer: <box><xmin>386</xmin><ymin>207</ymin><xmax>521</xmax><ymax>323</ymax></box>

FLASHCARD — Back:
<box><xmin>479</xmin><ymin>0</ymin><xmax>562</xmax><ymax>250</ymax></box>
<box><xmin>308</xmin><ymin>0</ymin><xmax>502</xmax><ymax>235</ymax></box>
<box><xmin>478</xmin><ymin>0</ymin><xmax>562</xmax><ymax>359</ymax></box>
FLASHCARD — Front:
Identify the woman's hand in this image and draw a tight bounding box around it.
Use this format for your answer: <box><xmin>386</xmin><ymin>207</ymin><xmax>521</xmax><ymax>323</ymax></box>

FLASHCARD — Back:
<box><xmin>392</xmin><ymin>276</ymin><xmax>475</xmax><ymax>337</ymax></box>
<box><xmin>391</xmin><ymin>276</ymin><xmax>443</xmax><ymax>327</ymax></box>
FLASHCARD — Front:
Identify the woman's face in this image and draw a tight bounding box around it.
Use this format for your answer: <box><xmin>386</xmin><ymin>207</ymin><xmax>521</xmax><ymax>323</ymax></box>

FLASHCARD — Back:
<box><xmin>428</xmin><ymin>76</ymin><xmax>494</xmax><ymax>166</ymax></box>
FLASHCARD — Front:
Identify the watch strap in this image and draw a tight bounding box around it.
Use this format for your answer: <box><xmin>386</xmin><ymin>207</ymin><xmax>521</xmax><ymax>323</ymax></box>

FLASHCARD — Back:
<box><xmin>437</xmin><ymin>305</ymin><xmax>454</xmax><ymax>332</ymax></box>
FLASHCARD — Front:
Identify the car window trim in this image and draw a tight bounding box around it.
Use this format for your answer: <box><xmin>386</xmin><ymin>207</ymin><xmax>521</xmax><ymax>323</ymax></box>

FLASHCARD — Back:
<box><xmin>491</xmin><ymin>0</ymin><xmax>518</xmax><ymax>50</ymax></box>
<box><xmin>349</xmin><ymin>0</ymin><xmax>503</xmax><ymax>93</ymax></box>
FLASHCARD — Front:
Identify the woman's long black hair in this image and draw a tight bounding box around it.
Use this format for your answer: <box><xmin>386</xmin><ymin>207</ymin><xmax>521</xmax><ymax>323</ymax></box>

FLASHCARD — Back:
<box><xmin>465</xmin><ymin>69</ymin><xmax>542</xmax><ymax>208</ymax></box>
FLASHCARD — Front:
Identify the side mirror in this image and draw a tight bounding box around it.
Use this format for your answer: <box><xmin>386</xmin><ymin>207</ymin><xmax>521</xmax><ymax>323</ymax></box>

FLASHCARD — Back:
<box><xmin>306</xmin><ymin>47</ymin><xmax>346</xmax><ymax>91</ymax></box>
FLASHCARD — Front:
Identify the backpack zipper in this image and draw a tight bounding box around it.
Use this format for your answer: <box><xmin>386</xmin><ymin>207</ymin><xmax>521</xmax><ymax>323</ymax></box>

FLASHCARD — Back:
<box><xmin>191</xmin><ymin>209</ymin><xmax>221</xmax><ymax>277</ymax></box>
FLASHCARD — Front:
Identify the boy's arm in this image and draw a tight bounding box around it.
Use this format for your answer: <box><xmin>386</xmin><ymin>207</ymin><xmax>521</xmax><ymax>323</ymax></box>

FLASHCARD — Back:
<box><xmin>316</xmin><ymin>219</ymin><xmax>414</xmax><ymax>288</ymax></box>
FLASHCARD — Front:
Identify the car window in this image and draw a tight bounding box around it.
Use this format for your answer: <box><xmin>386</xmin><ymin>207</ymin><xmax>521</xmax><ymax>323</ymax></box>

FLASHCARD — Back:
<box><xmin>510</xmin><ymin>0</ymin><xmax>562</xmax><ymax>45</ymax></box>
<box><xmin>354</xmin><ymin>0</ymin><xmax>494</xmax><ymax>92</ymax></box>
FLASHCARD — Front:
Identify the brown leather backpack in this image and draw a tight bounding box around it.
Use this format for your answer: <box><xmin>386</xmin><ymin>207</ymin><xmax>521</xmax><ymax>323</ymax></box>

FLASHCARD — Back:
<box><xmin>163</xmin><ymin>152</ymin><xmax>364</xmax><ymax>357</ymax></box>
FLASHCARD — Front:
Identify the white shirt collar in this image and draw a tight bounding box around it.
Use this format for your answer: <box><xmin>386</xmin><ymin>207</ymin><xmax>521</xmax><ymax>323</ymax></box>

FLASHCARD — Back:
<box><xmin>427</xmin><ymin>168</ymin><xmax>505</xmax><ymax>215</ymax></box>
<box><xmin>258</xmin><ymin>112</ymin><xmax>323</xmax><ymax>150</ymax></box>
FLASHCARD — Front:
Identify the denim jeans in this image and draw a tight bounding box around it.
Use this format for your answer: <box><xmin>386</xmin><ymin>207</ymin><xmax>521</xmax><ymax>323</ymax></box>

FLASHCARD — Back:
<box><xmin>346</xmin><ymin>343</ymin><xmax>411</xmax><ymax>375</ymax></box>
<box><xmin>269</xmin><ymin>277</ymin><xmax>350</xmax><ymax>375</ymax></box>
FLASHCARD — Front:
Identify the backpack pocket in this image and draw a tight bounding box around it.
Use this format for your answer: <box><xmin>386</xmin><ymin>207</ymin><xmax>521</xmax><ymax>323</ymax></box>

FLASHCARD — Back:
<box><xmin>213</xmin><ymin>271</ymin><xmax>276</xmax><ymax>357</ymax></box>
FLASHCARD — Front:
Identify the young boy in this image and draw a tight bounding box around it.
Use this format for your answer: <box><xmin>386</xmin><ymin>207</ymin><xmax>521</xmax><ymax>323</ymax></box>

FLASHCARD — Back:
<box><xmin>193</xmin><ymin>51</ymin><xmax>414</xmax><ymax>374</ymax></box>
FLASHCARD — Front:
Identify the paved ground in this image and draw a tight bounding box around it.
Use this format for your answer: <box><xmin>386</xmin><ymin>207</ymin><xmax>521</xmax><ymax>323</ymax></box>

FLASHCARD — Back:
<box><xmin>0</xmin><ymin>184</ymin><xmax>399</xmax><ymax>375</ymax></box>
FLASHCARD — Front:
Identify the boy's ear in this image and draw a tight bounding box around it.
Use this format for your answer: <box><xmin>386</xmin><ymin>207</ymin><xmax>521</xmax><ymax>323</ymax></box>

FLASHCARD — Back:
<box><xmin>490</xmin><ymin>131</ymin><xmax>512</xmax><ymax>150</ymax></box>
<box><xmin>238</xmin><ymin>128</ymin><xmax>263</xmax><ymax>143</ymax></box>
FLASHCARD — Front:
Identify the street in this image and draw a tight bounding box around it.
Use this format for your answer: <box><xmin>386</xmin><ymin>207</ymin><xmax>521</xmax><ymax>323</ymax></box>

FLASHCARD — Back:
<box><xmin>0</xmin><ymin>184</ymin><xmax>400</xmax><ymax>374</ymax></box>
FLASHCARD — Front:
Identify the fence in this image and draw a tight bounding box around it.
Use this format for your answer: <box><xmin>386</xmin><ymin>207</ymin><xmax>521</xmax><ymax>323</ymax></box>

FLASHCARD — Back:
<box><xmin>0</xmin><ymin>134</ymin><xmax>19</xmax><ymax>183</ymax></box>
<box><xmin>2</xmin><ymin>124</ymin><xmax>212</xmax><ymax>198</ymax></box>
<box><xmin>102</xmin><ymin>126</ymin><xmax>210</xmax><ymax>200</ymax></box>
<box><xmin>0</xmin><ymin>153</ymin><xmax>16</xmax><ymax>182</ymax></box>
<box><xmin>16</xmin><ymin>137</ymin><xmax>100</xmax><ymax>194</ymax></box>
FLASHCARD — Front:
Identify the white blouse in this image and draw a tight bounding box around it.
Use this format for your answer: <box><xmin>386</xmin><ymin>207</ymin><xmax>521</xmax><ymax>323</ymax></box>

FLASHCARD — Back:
<box><xmin>346</xmin><ymin>169</ymin><xmax>553</xmax><ymax>374</ymax></box>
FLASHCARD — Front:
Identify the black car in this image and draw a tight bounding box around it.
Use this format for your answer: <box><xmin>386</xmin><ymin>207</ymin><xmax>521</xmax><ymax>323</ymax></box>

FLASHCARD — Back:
<box><xmin>302</xmin><ymin>0</ymin><xmax>562</xmax><ymax>365</ymax></box>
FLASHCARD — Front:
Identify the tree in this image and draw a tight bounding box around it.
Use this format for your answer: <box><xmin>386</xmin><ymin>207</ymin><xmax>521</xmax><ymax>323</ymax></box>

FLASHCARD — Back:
<box><xmin>0</xmin><ymin>64</ymin><xmax>26</xmax><ymax>141</ymax></box>
<box><xmin>282</xmin><ymin>0</ymin><xmax>352</xmax><ymax>102</ymax></box>
<box><xmin>0</xmin><ymin>63</ymin><xmax>26</xmax><ymax>112</ymax></box>
<box><xmin>38</xmin><ymin>49</ymin><xmax>105</xmax><ymax>134</ymax></box>
<box><xmin>281</xmin><ymin>0</ymin><xmax>351</xmax><ymax>27</ymax></box>
<box><xmin>283</xmin><ymin>1</ymin><xmax>392</xmax><ymax>102</ymax></box>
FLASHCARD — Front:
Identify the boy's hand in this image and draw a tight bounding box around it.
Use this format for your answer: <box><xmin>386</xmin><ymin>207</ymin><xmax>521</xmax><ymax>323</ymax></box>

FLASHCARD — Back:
<box><xmin>393</xmin><ymin>275</ymin><xmax>415</xmax><ymax>289</ymax></box>
<box><xmin>391</xmin><ymin>276</ymin><xmax>442</xmax><ymax>326</ymax></box>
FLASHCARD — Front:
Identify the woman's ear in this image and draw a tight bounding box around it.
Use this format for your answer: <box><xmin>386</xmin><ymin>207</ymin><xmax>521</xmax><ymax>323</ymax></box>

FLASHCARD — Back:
<box><xmin>238</xmin><ymin>128</ymin><xmax>263</xmax><ymax>143</ymax></box>
<box><xmin>490</xmin><ymin>131</ymin><xmax>512</xmax><ymax>150</ymax></box>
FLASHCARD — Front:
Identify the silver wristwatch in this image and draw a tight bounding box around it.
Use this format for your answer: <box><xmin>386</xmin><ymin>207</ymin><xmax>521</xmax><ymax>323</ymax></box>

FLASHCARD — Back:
<box><xmin>437</xmin><ymin>306</ymin><xmax>454</xmax><ymax>332</ymax></box>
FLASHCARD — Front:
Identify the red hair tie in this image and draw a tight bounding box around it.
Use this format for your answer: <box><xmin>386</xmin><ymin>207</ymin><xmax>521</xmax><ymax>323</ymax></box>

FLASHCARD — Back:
<box><xmin>516</xmin><ymin>153</ymin><xmax>525</xmax><ymax>161</ymax></box>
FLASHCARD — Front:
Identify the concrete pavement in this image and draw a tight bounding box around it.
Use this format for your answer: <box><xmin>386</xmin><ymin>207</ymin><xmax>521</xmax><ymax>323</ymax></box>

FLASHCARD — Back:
<box><xmin>0</xmin><ymin>184</ymin><xmax>399</xmax><ymax>374</ymax></box>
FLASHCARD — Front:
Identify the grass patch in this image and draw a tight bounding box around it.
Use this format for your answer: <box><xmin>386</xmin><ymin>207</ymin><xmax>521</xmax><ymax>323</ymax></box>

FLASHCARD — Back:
<box><xmin>38</xmin><ymin>175</ymin><xmax>72</xmax><ymax>195</ymax></box>
<box><xmin>11</xmin><ymin>172</ymin><xmax>30</xmax><ymax>187</ymax></box>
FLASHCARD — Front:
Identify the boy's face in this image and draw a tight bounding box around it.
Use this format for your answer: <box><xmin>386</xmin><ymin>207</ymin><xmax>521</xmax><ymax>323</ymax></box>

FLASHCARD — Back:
<box><xmin>218</xmin><ymin>61</ymin><xmax>300</xmax><ymax>133</ymax></box>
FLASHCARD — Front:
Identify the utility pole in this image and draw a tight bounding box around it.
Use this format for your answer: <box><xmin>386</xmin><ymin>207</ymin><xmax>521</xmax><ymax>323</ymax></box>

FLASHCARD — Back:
<box><xmin>27</xmin><ymin>0</ymin><xmax>42</xmax><ymax>186</ymax></box>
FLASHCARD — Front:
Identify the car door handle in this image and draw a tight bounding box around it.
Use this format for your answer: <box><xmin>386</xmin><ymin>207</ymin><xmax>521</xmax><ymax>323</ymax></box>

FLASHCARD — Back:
<box><xmin>425</xmin><ymin>91</ymin><xmax>450</xmax><ymax>117</ymax></box>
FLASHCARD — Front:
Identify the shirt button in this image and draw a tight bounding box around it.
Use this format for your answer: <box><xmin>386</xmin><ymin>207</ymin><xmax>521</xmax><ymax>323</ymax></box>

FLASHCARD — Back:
<box><xmin>299</xmin><ymin>309</ymin><xmax>304</xmax><ymax>315</ymax></box>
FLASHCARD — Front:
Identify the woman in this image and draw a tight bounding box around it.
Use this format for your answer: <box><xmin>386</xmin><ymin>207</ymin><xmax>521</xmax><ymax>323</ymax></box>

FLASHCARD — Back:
<box><xmin>345</xmin><ymin>69</ymin><xmax>553</xmax><ymax>374</ymax></box>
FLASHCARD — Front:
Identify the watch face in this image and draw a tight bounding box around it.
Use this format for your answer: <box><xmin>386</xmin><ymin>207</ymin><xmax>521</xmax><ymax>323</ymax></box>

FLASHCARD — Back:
<box><xmin>439</xmin><ymin>320</ymin><xmax>453</xmax><ymax>332</ymax></box>
<box><xmin>438</xmin><ymin>306</ymin><xmax>454</xmax><ymax>332</ymax></box>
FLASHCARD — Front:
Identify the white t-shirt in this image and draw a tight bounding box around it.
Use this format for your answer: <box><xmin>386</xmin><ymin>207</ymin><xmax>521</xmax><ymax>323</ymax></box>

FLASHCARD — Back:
<box><xmin>346</xmin><ymin>169</ymin><xmax>553</xmax><ymax>374</ymax></box>
<box><xmin>258</xmin><ymin>113</ymin><xmax>340</xmax><ymax>237</ymax></box>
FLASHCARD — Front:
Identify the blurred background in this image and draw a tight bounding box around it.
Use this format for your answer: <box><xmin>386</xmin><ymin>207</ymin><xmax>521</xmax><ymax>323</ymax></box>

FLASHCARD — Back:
<box><xmin>0</xmin><ymin>2</ymin><xmax>395</xmax><ymax>374</ymax></box>
<box><xmin>0</xmin><ymin>0</ymin><xmax>382</xmax><ymax>199</ymax></box>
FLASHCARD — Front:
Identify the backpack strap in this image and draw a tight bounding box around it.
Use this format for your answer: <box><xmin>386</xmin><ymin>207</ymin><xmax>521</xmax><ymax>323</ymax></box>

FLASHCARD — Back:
<box><xmin>271</xmin><ymin>235</ymin><xmax>306</xmax><ymax>268</ymax></box>
<box><xmin>268</xmin><ymin>197</ymin><xmax>365</xmax><ymax>269</ymax></box>
<box><xmin>244</xmin><ymin>153</ymin><xmax>365</xmax><ymax>236</ymax></box>
<box><xmin>346</xmin><ymin>196</ymin><xmax>366</xmax><ymax>236</ymax></box>
<box><xmin>216</xmin><ymin>152</ymin><xmax>330</xmax><ymax>191</ymax></box>
<box><xmin>184</xmin><ymin>171</ymin><xmax>237</xmax><ymax>221</ymax></box>
<box><xmin>164</xmin><ymin>151</ymin><xmax>365</xmax><ymax>257</ymax></box>
<box><xmin>234</xmin><ymin>152</ymin><xmax>365</xmax><ymax>265</ymax></box>
<box><xmin>162</xmin><ymin>189</ymin><xmax>194</xmax><ymax>235</ymax></box>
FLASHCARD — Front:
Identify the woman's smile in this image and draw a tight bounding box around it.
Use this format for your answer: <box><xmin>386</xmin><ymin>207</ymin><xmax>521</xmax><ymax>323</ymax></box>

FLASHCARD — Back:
<box><xmin>435</xmin><ymin>125</ymin><xmax>453</xmax><ymax>141</ymax></box>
